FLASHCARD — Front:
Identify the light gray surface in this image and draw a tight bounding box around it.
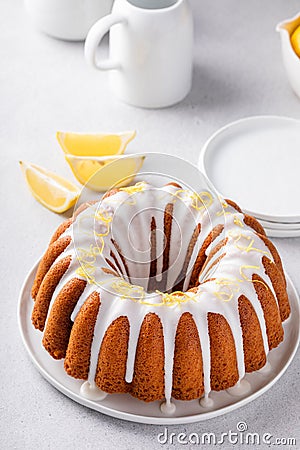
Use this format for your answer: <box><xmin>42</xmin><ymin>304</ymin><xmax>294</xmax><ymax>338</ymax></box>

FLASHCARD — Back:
<box><xmin>1</xmin><ymin>0</ymin><xmax>300</xmax><ymax>449</ymax></box>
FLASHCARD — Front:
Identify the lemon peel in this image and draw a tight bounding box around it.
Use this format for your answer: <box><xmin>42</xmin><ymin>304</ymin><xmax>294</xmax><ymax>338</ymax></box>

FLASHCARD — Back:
<box><xmin>65</xmin><ymin>154</ymin><xmax>145</xmax><ymax>191</ymax></box>
<box><xmin>19</xmin><ymin>161</ymin><xmax>80</xmax><ymax>213</ymax></box>
<box><xmin>56</xmin><ymin>130</ymin><xmax>136</xmax><ymax>156</ymax></box>
<box><xmin>291</xmin><ymin>25</ymin><xmax>300</xmax><ymax>58</ymax></box>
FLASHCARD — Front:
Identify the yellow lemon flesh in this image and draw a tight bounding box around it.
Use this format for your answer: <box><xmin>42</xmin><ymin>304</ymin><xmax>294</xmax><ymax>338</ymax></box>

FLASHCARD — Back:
<box><xmin>56</xmin><ymin>130</ymin><xmax>136</xmax><ymax>156</ymax></box>
<box><xmin>291</xmin><ymin>25</ymin><xmax>300</xmax><ymax>57</ymax></box>
<box><xmin>20</xmin><ymin>161</ymin><xmax>80</xmax><ymax>213</ymax></box>
<box><xmin>65</xmin><ymin>154</ymin><xmax>145</xmax><ymax>191</ymax></box>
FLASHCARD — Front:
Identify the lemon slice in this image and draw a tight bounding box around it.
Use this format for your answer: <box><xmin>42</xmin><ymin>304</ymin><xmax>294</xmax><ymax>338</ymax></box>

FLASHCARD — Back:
<box><xmin>65</xmin><ymin>154</ymin><xmax>145</xmax><ymax>191</ymax></box>
<box><xmin>56</xmin><ymin>130</ymin><xmax>136</xmax><ymax>156</ymax></box>
<box><xmin>20</xmin><ymin>161</ymin><xmax>80</xmax><ymax>213</ymax></box>
<box><xmin>291</xmin><ymin>25</ymin><xmax>300</xmax><ymax>57</ymax></box>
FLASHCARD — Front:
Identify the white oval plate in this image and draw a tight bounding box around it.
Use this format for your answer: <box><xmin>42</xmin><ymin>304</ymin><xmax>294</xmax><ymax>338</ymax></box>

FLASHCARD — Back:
<box><xmin>199</xmin><ymin>116</ymin><xmax>300</xmax><ymax>223</ymax></box>
<box><xmin>18</xmin><ymin>261</ymin><xmax>299</xmax><ymax>425</ymax></box>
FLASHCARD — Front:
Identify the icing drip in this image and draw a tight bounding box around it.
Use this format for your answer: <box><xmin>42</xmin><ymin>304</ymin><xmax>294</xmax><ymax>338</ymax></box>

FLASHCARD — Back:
<box><xmin>191</xmin><ymin>310</ymin><xmax>211</xmax><ymax>396</ymax></box>
<box><xmin>199</xmin><ymin>395</ymin><xmax>214</xmax><ymax>408</ymax></box>
<box><xmin>227</xmin><ymin>379</ymin><xmax>251</xmax><ymax>397</ymax></box>
<box><xmin>160</xmin><ymin>308</ymin><xmax>181</xmax><ymax>406</ymax></box>
<box><xmin>257</xmin><ymin>361</ymin><xmax>272</xmax><ymax>375</ymax></box>
<box><xmin>160</xmin><ymin>399</ymin><xmax>176</xmax><ymax>415</ymax></box>
<box><xmin>125</xmin><ymin>310</ymin><xmax>146</xmax><ymax>383</ymax></box>
<box><xmin>80</xmin><ymin>381</ymin><xmax>107</xmax><ymax>401</ymax></box>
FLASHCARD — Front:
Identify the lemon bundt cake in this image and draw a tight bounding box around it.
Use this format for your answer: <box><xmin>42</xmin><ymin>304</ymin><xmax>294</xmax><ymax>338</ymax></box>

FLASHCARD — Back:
<box><xmin>31</xmin><ymin>181</ymin><xmax>290</xmax><ymax>412</ymax></box>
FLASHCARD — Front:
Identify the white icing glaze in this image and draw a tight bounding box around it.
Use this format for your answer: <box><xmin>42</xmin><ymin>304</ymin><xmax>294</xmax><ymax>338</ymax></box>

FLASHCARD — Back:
<box><xmin>160</xmin><ymin>399</ymin><xmax>176</xmax><ymax>415</ymax></box>
<box><xmin>40</xmin><ymin>182</ymin><xmax>285</xmax><ymax>410</ymax></box>
<box><xmin>227</xmin><ymin>379</ymin><xmax>251</xmax><ymax>397</ymax></box>
<box><xmin>80</xmin><ymin>381</ymin><xmax>107</xmax><ymax>401</ymax></box>
<box><xmin>199</xmin><ymin>395</ymin><xmax>214</xmax><ymax>408</ymax></box>
<box><xmin>257</xmin><ymin>361</ymin><xmax>272</xmax><ymax>375</ymax></box>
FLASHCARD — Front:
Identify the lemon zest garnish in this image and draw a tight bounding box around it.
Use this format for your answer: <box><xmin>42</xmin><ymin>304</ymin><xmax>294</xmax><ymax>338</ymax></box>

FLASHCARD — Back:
<box><xmin>94</xmin><ymin>207</ymin><xmax>113</xmax><ymax>253</ymax></box>
<box><xmin>95</xmin><ymin>208</ymin><xmax>113</xmax><ymax>223</ymax></box>
<box><xmin>214</xmin><ymin>290</ymin><xmax>234</xmax><ymax>302</ymax></box>
<box><xmin>107</xmin><ymin>278</ymin><xmax>199</xmax><ymax>307</ymax></box>
<box><xmin>173</xmin><ymin>189</ymin><xmax>213</xmax><ymax>211</ymax></box>
<box><xmin>213</xmin><ymin>278</ymin><xmax>240</xmax><ymax>302</ymax></box>
<box><xmin>228</xmin><ymin>230</ymin><xmax>271</xmax><ymax>257</ymax></box>
<box><xmin>239</xmin><ymin>264</ymin><xmax>260</xmax><ymax>281</ymax></box>
<box><xmin>157</xmin><ymin>290</ymin><xmax>199</xmax><ymax>307</ymax></box>
<box><xmin>76</xmin><ymin>265</ymin><xmax>96</xmax><ymax>284</ymax></box>
<box><xmin>110</xmin><ymin>279</ymin><xmax>146</xmax><ymax>302</ymax></box>
<box><xmin>75</xmin><ymin>244</ymin><xmax>102</xmax><ymax>283</ymax></box>
<box><xmin>216</xmin><ymin>210</ymin><xmax>232</xmax><ymax>217</ymax></box>
<box><xmin>115</xmin><ymin>182</ymin><xmax>148</xmax><ymax>206</ymax></box>
<box><xmin>119</xmin><ymin>181</ymin><xmax>147</xmax><ymax>195</ymax></box>
<box><xmin>210</xmin><ymin>261</ymin><xmax>270</xmax><ymax>302</ymax></box>
<box><xmin>236</xmin><ymin>238</ymin><xmax>270</xmax><ymax>255</ymax></box>
<box><xmin>233</xmin><ymin>215</ymin><xmax>244</xmax><ymax>228</ymax></box>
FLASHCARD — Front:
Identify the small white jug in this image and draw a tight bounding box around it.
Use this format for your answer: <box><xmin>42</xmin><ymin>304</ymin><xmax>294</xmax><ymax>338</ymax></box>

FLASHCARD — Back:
<box><xmin>85</xmin><ymin>0</ymin><xmax>194</xmax><ymax>108</ymax></box>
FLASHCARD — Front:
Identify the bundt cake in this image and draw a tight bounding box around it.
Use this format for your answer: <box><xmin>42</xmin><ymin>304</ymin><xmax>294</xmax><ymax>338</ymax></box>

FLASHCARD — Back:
<box><xmin>31</xmin><ymin>181</ymin><xmax>290</xmax><ymax>413</ymax></box>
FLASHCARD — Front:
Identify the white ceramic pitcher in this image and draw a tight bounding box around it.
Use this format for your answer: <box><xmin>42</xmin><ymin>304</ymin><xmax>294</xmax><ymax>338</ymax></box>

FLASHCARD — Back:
<box><xmin>85</xmin><ymin>0</ymin><xmax>194</xmax><ymax>108</ymax></box>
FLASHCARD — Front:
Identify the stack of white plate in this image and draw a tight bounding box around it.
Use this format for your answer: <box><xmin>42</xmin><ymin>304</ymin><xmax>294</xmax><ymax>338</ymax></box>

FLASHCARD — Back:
<box><xmin>198</xmin><ymin>116</ymin><xmax>300</xmax><ymax>238</ymax></box>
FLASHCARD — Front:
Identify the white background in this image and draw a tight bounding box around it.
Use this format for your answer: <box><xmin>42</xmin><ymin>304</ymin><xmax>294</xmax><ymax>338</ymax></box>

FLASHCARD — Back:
<box><xmin>1</xmin><ymin>0</ymin><xmax>300</xmax><ymax>449</ymax></box>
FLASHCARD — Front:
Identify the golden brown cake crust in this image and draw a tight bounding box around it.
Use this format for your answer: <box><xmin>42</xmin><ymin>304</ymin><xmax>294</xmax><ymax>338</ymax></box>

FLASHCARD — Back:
<box><xmin>64</xmin><ymin>291</ymin><xmax>101</xmax><ymax>380</ymax></box>
<box><xmin>95</xmin><ymin>316</ymin><xmax>129</xmax><ymax>394</ymax></box>
<box><xmin>173</xmin><ymin>223</ymin><xmax>201</xmax><ymax>292</ymax></box>
<box><xmin>109</xmin><ymin>249</ymin><xmax>124</xmax><ymax>277</ymax></box>
<box><xmin>199</xmin><ymin>237</ymin><xmax>228</xmax><ymax>277</ymax></box>
<box><xmin>258</xmin><ymin>233</ymin><xmax>286</xmax><ymax>286</ymax></box>
<box><xmin>243</xmin><ymin>214</ymin><xmax>266</xmax><ymax>236</ymax></box>
<box><xmin>225</xmin><ymin>198</ymin><xmax>242</xmax><ymax>213</ymax></box>
<box><xmin>42</xmin><ymin>278</ymin><xmax>87</xmax><ymax>359</ymax></box>
<box><xmin>200</xmin><ymin>253</ymin><xmax>226</xmax><ymax>279</ymax></box>
<box><xmin>131</xmin><ymin>313</ymin><xmax>165</xmax><ymax>402</ymax></box>
<box><xmin>225</xmin><ymin>198</ymin><xmax>266</xmax><ymax>235</ymax></box>
<box><xmin>102</xmin><ymin>188</ymin><xmax>120</xmax><ymax>200</ymax></box>
<box><xmin>32</xmin><ymin>256</ymin><xmax>72</xmax><ymax>331</ymax></box>
<box><xmin>172</xmin><ymin>312</ymin><xmax>204</xmax><ymax>400</ymax></box>
<box><xmin>165</xmin><ymin>182</ymin><xmax>182</xmax><ymax>189</ymax></box>
<box><xmin>105</xmin><ymin>257</ymin><xmax>119</xmax><ymax>275</ymax></box>
<box><xmin>111</xmin><ymin>238</ymin><xmax>131</xmax><ymax>283</ymax></box>
<box><xmin>208</xmin><ymin>313</ymin><xmax>239</xmax><ymax>391</ymax></box>
<box><xmin>73</xmin><ymin>200</ymin><xmax>98</xmax><ymax>220</ymax></box>
<box><xmin>49</xmin><ymin>218</ymin><xmax>73</xmax><ymax>245</ymax></box>
<box><xmin>188</xmin><ymin>224</ymin><xmax>224</xmax><ymax>288</ymax></box>
<box><xmin>252</xmin><ymin>274</ymin><xmax>284</xmax><ymax>349</ymax></box>
<box><xmin>238</xmin><ymin>295</ymin><xmax>266</xmax><ymax>372</ymax></box>
<box><xmin>31</xmin><ymin>236</ymin><xmax>71</xmax><ymax>300</ymax></box>
<box><xmin>262</xmin><ymin>256</ymin><xmax>290</xmax><ymax>321</ymax></box>
<box><xmin>147</xmin><ymin>217</ymin><xmax>157</xmax><ymax>292</ymax></box>
<box><xmin>158</xmin><ymin>203</ymin><xmax>174</xmax><ymax>291</ymax></box>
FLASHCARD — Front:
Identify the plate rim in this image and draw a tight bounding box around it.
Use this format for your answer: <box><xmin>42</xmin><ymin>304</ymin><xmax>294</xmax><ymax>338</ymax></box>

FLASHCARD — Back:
<box><xmin>198</xmin><ymin>115</ymin><xmax>300</xmax><ymax>223</ymax></box>
<box><xmin>263</xmin><ymin>227</ymin><xmax>300</xmax><ymax>238</ymax></box>
<box><xmin>258</xmin><ymin>220</ymin><xmax>300</xmax><ymax>230</ymax></box>
<box><xmin>18</xmin><ymin>259</ymin><xmax>300</xmax><ymax>425</ymax></box>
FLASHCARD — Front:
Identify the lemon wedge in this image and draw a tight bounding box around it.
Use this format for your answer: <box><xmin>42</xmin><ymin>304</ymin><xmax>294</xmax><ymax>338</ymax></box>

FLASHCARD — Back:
<box><xmin>20</xmin><ymin>161</ymin><xmax>80</xmax><ymax>213</ymax></box>
<box><xmin>56</xmin><ymin>130</ymin><xmax>136</xmax><ymax>156</ymax></box>
<box><xmin>65</xmin><ymin>154</ymin><xmax>145</xmax><ymax>191</ymax></box>
<box><xmin>291</xmin><ymin>25</ymin><xmax>300</xmax><ymax>57</ymax></box>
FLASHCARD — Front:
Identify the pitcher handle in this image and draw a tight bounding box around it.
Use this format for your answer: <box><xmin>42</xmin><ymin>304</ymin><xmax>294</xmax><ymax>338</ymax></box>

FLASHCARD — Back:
<box><xmin>85</xmin><ymin>13</ymin><xmax>126</xmax><ymax>71</ymax></box>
